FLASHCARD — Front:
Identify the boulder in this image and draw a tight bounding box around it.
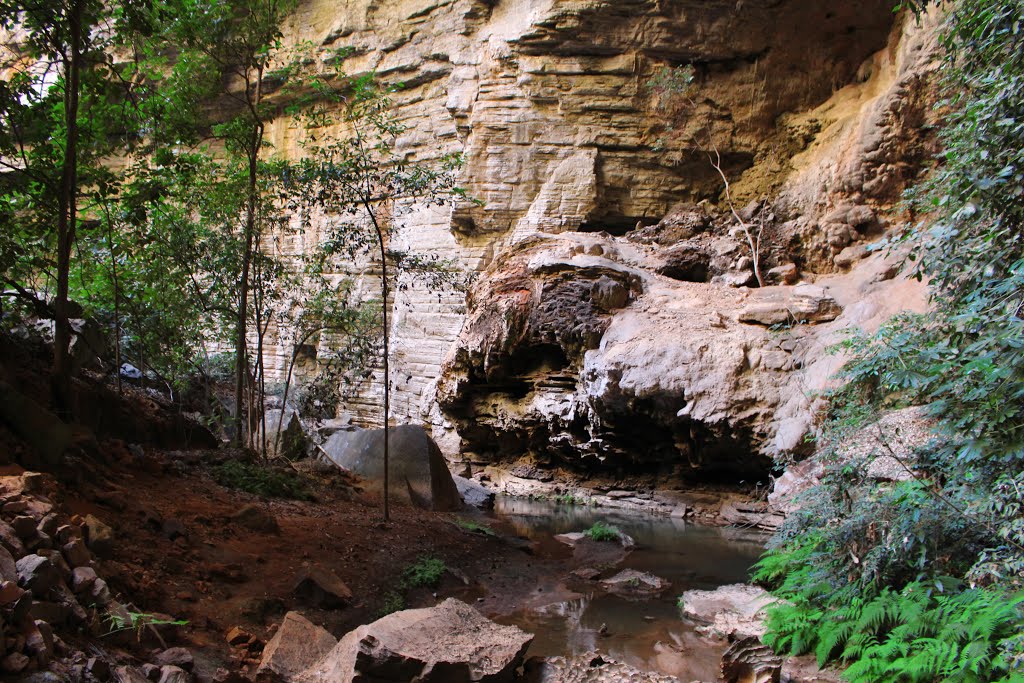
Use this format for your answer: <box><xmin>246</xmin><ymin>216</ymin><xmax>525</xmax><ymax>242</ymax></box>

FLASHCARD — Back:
<box><xmin>656</xmin><ymin>243</ymin><xmax>713</xmax><ymax>282</ymax></box>
<box><xmin>292</xmin><ymin>566</ymin><xmax>352</xmax><ymax>609</ymax></box>
<box><xmin>680</xmin><ymin>583</ymin><xmax>782</xmax><ymax>639</ymax></box>
<box><xmin>321</xmin><ymin>425</ymin><xmax>462</xmax><ymax>512</ymax></box>
<box><xmin>298</xmin><ymin>598</ymin><xmax>532</xmax><ymax>683</ymax></box>
<box><xmin>258</xmin><ymin>612</ymin><xmax>337</xmax><ymax>681</ymax></box>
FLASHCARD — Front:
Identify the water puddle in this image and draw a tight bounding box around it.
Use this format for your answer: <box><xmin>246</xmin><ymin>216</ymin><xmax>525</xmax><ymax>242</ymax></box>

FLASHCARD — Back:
<box><xmin>488</xmin><ymin>495</ymin><xmax>767</xmax><ymax>681</ymax></box>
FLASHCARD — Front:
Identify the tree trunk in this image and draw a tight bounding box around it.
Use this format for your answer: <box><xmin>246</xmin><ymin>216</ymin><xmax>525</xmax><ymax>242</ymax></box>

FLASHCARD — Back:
<box><xmin>52</xmin><ymin>0</ymin><xmax>85</xmax><ymax>419</ymax></box>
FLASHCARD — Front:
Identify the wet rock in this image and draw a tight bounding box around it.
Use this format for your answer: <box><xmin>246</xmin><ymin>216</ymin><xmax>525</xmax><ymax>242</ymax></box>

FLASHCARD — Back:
<box><xmin>321</xmin><ymin>424</ymin><xmax>462</xmax><ymax>512</ymax></box>
<box><xmin>83</xmin><ymin>515</ymin><xmax>116</xmax><ymax>559</ymax></box>
<box><xmin>257</xmin><ymin>611</ymin><xmax>337</xmax><ymax>680</ymax></box>
<box><xmin>680</xmin><ymin>584</ymin><xmax>782</xmax><ymax>639</ymax></box>
<box><xmin>599</xmin><ymin>570</ymin><xmax>670</xmax><ymax>597</ymax></box>
<box><xmin>722</xmin><ymin>636</ymin><xmax>782</xmax><ymax>683</ymax></box>
<box><xmin>154</xmin><ymin>648</ymin><xmax>194</xmax><ymax>672</ymax></box>
<box><xmin>298</xmin><ymin>598</ymin><xmax>532</xmax><ymax>683</ymax></box>
<box><xmin>292</xmin><ymin>566</ymin><xmax>352</xmax><ymax>609</ymax></box>
<box><xmin>16</xmin><ymin>554</ymin><xmax>60</xmax><ymax>594</ymax></box>
<box><xmin>230</xmin><ymin>504</ymin><xmax>280</xmax><ymax>534</ymax></box>
<box><xmin>719</xmin><ymin>499</ymin><xmax>784</xmax><ymax>531</ymax></box>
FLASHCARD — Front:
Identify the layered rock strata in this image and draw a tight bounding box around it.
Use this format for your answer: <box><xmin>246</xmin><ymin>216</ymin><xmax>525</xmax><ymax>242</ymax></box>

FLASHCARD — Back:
<box><xmin>259</xmin><ymin>1</ymin><xmax>940</xmax><ymax>479</ymax></box>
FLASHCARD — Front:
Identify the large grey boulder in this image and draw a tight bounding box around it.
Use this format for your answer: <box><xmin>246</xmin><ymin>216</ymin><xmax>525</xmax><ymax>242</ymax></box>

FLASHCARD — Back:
<box><xmin>298</xmin><ymin>598</ymin><xmax>533</xmax><ymax>683</ymax></box>
<box><xmin>321</xmin><ymin>425</ymin><xmax>462</xmax><ymax>511</ymax></box>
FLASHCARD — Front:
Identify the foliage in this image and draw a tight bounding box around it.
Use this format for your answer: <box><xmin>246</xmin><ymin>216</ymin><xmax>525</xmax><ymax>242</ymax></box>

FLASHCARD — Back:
<box><xmin>211</xmin><ymin>459</ymin><xmax>312</xmax><ymax>500</ymax></box>
<box><xmin>452</xmin><ymin>518</ymin><xmax>497</xmax><ymax>536</ymax></box>
<box><xmin>104</xmin><ymin>610</ymin><xmax>189</xmax><ymax>642</ymax></box>
<box><xmin>759</xmin><ymin>2</ymin><xmax>1024</xmax><ymax>680</ymax></box>
<box><xmin>583</xmin><ymin>521</ymin><xmax>621</xmax><ymax>542</ymax></box>
<box><xmin>755</xmin><ymin>537</ymin><xmax>1024</xmax><ymax>683</ymax></box>
<box><xmin>401</xmin><ymin>556</ymin><xmax>447</xmax><ymax>590</ymax></box>
<box><xmin>373</xmin><ymin>556</ymin><xmax>447</xmax><ymax>618</ymax></box>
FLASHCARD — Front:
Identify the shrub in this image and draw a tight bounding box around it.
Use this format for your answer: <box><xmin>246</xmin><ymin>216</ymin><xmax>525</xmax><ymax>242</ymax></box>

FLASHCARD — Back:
<box><xmin>211</xmin><ymin>460</ymin><xmax>312</xmax><ymax>500</ymax></box>
<box><xmin>583</xmin><ymin>521</ymin><xmax>621</xmax><ymax>542</ymax></box>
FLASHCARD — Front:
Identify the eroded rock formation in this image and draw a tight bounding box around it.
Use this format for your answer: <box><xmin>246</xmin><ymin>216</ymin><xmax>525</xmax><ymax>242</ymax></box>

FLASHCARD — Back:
<box><xmin>261</xmin><ymin>1</ymin><xmax>942</xmax><ymax>482</ymax></box>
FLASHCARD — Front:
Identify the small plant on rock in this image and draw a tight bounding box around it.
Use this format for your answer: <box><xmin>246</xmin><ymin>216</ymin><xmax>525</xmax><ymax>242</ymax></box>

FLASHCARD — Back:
<box><xmin>583</xmin><ymin>521</ymin><xmax>622</xmax><ymax>543</ymax></box>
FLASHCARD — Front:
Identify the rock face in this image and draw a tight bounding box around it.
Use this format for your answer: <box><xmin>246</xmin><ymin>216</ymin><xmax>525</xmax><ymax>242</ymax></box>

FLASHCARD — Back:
<box><xmin>298</xmin><ymin>598</ymin><xmax>533</xmax><ymax>683</ymax></box>
<box><xmin>246</xmin><ymin>1</ymin><xmax>941</xmax><ymax>483</ymax></box>
<box><xmin>321</xmin><ymin>425</ymin><xmax>462</xmax><ymax>511</ymax></box>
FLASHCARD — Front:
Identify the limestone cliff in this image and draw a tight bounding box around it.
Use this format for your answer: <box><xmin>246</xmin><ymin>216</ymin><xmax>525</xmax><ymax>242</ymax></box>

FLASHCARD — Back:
<box><xmin>263</xmin><ymin>1</ymin><xmax>940</xmax><ymax>481</ymax></box>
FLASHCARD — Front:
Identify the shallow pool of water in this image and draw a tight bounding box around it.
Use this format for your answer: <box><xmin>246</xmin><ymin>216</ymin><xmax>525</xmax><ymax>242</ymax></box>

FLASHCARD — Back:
<box><xmin>489</xmin><ymin>496</ymin><xmax>767</xmax><ymax>681</ymax></box>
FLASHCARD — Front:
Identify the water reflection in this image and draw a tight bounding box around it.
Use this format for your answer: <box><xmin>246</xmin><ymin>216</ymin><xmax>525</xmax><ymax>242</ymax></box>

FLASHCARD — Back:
<box><xmin>490</xmin><ymin>495</ymin><xmax>767</xmax><ymax>680</ymax></box>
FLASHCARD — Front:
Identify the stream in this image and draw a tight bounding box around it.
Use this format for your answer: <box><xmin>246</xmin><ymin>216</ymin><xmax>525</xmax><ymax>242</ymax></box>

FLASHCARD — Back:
<box><xmin>487</xmin><ymin>496</ymin><xmax>768</xmax><ymax>681</ymax></box>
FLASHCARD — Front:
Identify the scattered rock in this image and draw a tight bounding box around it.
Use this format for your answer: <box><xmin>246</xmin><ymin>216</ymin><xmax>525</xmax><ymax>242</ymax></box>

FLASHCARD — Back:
<box><xmin>154</xmin><ymin>648</ymin><xmax>195</xmax><ymax>672</ymax></box>
<box><xmin>292</xmin><ymin>566</ymin><xmax>352</xmax><ymax>609</ymax></box>
<box><xmin>2</xmin><ymin>651</ymin><xmax>31</xmax><ymax>674</ymax></box>
<box><xmin>157</xmin><ymin>665</ymin><xmax>191</xmax><ymax>683</ymax></box>
<box><xmin>16</xmin><ymin>554</ymin><xmax>60</xmax><ymax>594</ymax></box>
<box><xmin>230</xmin><ymin>504</ymin><xmax>280</xmax><ymax>534</ymax></box>
<box><xmin>11</xmin><ymin>515</ymin><xmax>37</xmax><ymax>540</ymax></box>
<box><xmin>71</xmin><ymin>566</ymin><xmax>98</xmax><ymax>593</ymax></box>
<box><xmin>0</xmin><ymin>545</ymin><xmax>15</xmax><ymax>582</ymax></box>
<box><xmin>680</xmin><ymin>583</ymin><xmax>783</xmax><ymax>639</ymax></box>
<box><xmin>298</xmin><ymin>598</ymin><xmax>532</xmax><ymax>683</ymax></box>
<box><xmin>257</xmin><ymin>611</ymin><xmax>337</xmax><ymax>681</ymax></box>
<box><xmin>599</xmin><ymin>569</ymin><xmax>670</xmax><ymax>597</ymax></box>
<box><xmin>834</xmin><ymin>244</ymin><xmax>868</xmax><ymax>269</ymax></box>
<box><xmin>767</xmin><ymin>263</ymin><xmax>799</xmax><ymax>285</ymax></box>
<box><xmin>226</xmin><ymin>626</ymin><xmax>253</xmax><ymax>647</ymax></box>
<box><xmin>83</xmin><ymin>515</ymin><xmax>116</xmax><ymax>559</ymax></box>
<box><xmin>61</xmin><ymin>538</ymin><xmax>91</xmax><ymax>568</ymax></box>
<box><xmin>113</xmin><ymin>665</ymin><xmax>152</xmax><ymax>683</ymax></box>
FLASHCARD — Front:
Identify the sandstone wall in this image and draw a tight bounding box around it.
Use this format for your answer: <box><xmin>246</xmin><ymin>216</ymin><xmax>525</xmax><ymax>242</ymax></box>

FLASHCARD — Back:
<box><xmin>260</xmin><ymin>0</ymin><xmax>939</xmax><ymax>478</ymax></box>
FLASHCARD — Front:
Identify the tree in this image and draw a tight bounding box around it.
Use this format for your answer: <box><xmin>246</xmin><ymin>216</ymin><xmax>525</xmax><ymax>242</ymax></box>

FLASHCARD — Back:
<box><xmin>648</xmin><ymin>63</ymin><xmax>768</xmax><ymax>286</ymax></box>
<box><xmin>0</xmin><ymin>0</ymin><xmax>148</xmax><ymax>415</ymax></box>
<box><xmin>287</xmin><ymin>71</ymin><xmax>465</xmax><ymax>520</ymax></box>
<box><xmin>158</xmin><ymin>0</ymin><xmax>298</xmax><ymax>445</ymax></box>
